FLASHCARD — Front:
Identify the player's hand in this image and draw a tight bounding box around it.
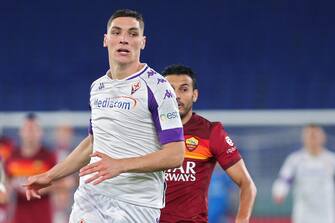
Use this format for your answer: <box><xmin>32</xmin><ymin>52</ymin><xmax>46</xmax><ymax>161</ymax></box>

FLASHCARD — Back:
<box><xmin>0</xmin><ymin>191</ymin><xmax>7</xmax><ymax>204</ymax></box>
<box><xmin>273</xmin><ymin>195</ymin><xmax>285</xmax><ymax>204</ymax></box>
<box><xmin>79</xmin><ymin>151</ymin><xmax>125</xmax><ymax>185</ymax></box>
<box><xmin>23</xmin><ymin>173</ymin><xmax>52</xmax><ymax>201</ymax></box>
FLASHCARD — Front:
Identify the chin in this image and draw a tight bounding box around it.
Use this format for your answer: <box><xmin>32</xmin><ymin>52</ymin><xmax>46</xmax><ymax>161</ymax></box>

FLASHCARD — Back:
<box><xmin>179</xmin><ymin>112</ymin><xmax>186</xmax><ymax>119</ymax></box>
<box><xmin>114</xmin><ymin>59</ymin><xmax>132</xmax><ymax>65</ymax></box>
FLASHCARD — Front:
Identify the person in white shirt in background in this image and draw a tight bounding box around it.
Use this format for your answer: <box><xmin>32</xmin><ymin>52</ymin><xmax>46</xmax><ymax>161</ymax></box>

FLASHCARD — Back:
<box><xmin>272</xmin><ymin>124</ymin><xmax>335</xmax><ymax>223</ymax></box>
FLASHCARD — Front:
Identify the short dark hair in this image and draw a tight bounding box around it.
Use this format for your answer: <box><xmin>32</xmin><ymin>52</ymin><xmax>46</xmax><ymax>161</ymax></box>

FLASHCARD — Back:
<box><xmin>107</xmin><ymin>9</ymin><xmax>144</xmax><ymax>32</ymax></box>
<box><xmin>304</xmin><ymin>123</ymin><xmax>323</xmax><ymax>130</ymax></box>
<box><xmin>26</xmin><ymin>112</ymin><xmax>37</xmax><ymax>120</ymax></box>
<box><xmin>161</xmin><ymin>64</ymin><xmax>198</xmax><ymax>90</ymax></box>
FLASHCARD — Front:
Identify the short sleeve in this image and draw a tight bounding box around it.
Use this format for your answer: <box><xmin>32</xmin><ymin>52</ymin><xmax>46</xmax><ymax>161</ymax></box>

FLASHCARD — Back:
<box><xmin>210</xmin><ymin>123</ymin><xmax>241</xmax><ymax>170</ymax></box>
<box><xmin>272</xmin><ymin>153</ymin><xmax>298</xmax><ymax>198</ymax></box>
<box><xmin>277</xmin><ymin>153</ymin><xmax>297</xmax><ymax>183</ymax></box>
<box><xmin>147</xmin><ymin>80</ymin><xmax>184</xmax><ymax>145</ymax></box>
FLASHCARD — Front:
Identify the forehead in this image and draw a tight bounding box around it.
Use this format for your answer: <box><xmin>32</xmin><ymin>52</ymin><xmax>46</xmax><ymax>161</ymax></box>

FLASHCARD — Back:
<box><xmin>166</xmin><ymin>74</ymin><xmax>193</xmax><ymax>86</ymax></box>
<box><xmin>109</xmin><ymin>17</ymin><xmax>141</xmax><ymax>31</ymax></box>
<box><xmin>303</xmin><ymin>127</ymin><xmax>323</xmax><ymax>135</ymax></box>
<box><xmin>21</xmin><ymin>120</ymin><xmax>41</xmax><ymax>131</ymax></box>
<box><xmin>22</xmin><ymin>120</ymin><xmax>38</xmax><ymax>127</ymax></box>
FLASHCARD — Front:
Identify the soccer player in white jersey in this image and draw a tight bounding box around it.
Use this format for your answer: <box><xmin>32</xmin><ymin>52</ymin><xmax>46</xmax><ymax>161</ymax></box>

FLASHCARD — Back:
<box><xmin>272</xmin><ymin>124</ymin><xmax>335</xmax><ymax>223</ymax></box>
<box><xmin>24</xmin><ymin>9</ymin><xmax>185</xmax><ymax>222</ymax></box>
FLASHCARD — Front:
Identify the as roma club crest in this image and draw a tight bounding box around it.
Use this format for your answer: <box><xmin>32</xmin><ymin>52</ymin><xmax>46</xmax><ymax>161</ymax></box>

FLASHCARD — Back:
<box><xmin>185</xmin><ymin>136</ymin><xmax>199</xmax><ymax>151</ymax></box>
<box><xmin>131</xmin><ymin>81</ymin><xmax>141</xmax><ymax>95</ymax></box>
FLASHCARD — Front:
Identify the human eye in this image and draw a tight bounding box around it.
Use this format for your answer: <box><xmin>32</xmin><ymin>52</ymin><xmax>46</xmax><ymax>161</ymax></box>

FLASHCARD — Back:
<box><xmin>110</xmin><ymin>29</ymin><xmax>120</xmax><ymax>35</ymax></box>
<box><xmin>181</xmin><ymin>86</ymin><xmax>189</xmax><ymax>92</ymax></box>
<box><xmin>129</xmin><ymin>31</ymin><xmax>139</xmax><ymax>37</ymax></box>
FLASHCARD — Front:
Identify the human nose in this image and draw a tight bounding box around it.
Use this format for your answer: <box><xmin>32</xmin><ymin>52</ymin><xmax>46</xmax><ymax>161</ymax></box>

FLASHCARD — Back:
<box><xmin>119</xmin><ymin>33</ymin><xmax>129</xmax><ymax>44</ymax></box>
<box><xmin>176</xmin><ymin>89</ymin><xmax>183</xmax><ymax>99</ymax></box>
<box><xmin>175</xmin><ymin>93</ymin><xmax>181</xmax><ymax>101</ymax></box>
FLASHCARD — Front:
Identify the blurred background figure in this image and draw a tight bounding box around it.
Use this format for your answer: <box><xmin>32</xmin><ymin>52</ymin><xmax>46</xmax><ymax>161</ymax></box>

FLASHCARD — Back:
<box><xmin>0</xmin><ymin>159</ymin><xmax>8</xmax><ymax>223</ymax></box>
<box><xmin>272</xmin><ymin>124</ymin><xmax>335</xmax><ymax>223</ymax></box>
<box><xmin>0</xmin><ymin>160</ymin><xmax>7</xmax><ymax>203</ymax></box>
<box><xmin>52</xmin><ymin>123</ymin><xmax>77</xmax><ymax>223</ymax></box>
<box><xmin>0</xmin><ymin>137</ymin><xmax>14</xmax><ymax>163</ymax></box>
<box><xmin>0</xmin><ymin>137</ymin><xmax>14</xmax><ymax>223</ymax></box>
<box><xmin>4</xmin><ymin>113</ymin><xmax>56</xmax><ymax>223</ymax></box>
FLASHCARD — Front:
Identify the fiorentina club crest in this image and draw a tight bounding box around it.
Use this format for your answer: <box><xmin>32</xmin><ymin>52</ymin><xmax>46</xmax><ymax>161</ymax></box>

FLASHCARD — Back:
<box><xmin>185</xmin><ymin>136</ymin><xmax>199</xmax><ymax>151</ymax></box>
<box><xmin>131</xmin><ymin>81</ymin><xmax>141</xmax><ymax>95</ymax></box>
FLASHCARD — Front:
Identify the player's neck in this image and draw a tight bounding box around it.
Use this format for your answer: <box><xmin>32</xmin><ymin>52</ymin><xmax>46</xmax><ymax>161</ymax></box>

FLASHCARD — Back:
<box><xmin>21</xmin><ymin>143</ymin><xmax>40</xmax><ymax>157</ymax></box>
<box><xmin>307</xmin><ymin>146</ymin><xmax>324</xmax><ymax>156</ymax></box>
<box><xmin>109</xmin><ymin>62</ymin><xmax>143</xmax><ymax>80</ymax></box>
<box><xmin>182</xmin><ymin>111</ymin><xmax>193</xmax><ymax>125</ymax></box>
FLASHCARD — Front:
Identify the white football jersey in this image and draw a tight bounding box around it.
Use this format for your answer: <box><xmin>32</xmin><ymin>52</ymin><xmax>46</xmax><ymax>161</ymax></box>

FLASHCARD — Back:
<box><xmin>80</xmin><ymin>64</ymin><xmax>183</xmax><ymax>208</ymax></box>
<box><xmin>272</xmin><ymin>149</ymin><xmax>335</xmax><ymax>223</ymax></box>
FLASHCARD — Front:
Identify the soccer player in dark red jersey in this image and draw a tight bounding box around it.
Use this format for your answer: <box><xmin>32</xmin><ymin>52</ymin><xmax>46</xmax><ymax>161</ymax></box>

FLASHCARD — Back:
<box><xmin>160</xmin><ymin>65</ymin><xmax>257</xmax><ymax>223</ymax></box>
<box><xmin>5</xmin><ymin>114</ymin><xmax>56</xmax><ymax>223</ymax></box>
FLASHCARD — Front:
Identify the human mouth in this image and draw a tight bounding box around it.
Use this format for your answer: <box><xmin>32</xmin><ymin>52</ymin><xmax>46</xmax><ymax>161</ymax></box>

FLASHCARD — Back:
<box><xmin>178</xmin><ymin>102</ymin><xmax>183</xmax><ymax>109</ymax></box>
<box><xmin>117</xmin><ymin>48</ymin><xmax>130</xmax><ymax>55</ymax></box>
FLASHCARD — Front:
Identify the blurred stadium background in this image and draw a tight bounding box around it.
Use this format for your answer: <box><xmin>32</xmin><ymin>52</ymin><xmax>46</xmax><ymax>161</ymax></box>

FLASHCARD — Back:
<box><xmin>1</xmin><ymin>1</ymin><xmax>334</xmax><ymax>223</ymax></box>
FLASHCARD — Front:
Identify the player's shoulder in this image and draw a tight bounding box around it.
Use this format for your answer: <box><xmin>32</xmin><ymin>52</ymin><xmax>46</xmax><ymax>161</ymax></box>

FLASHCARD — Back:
<box><xmin>90</xmin><ymin>74</ymin><xmax>107</xmax><ymax>92</ymax></box>
<box><xmin>205</xmin><ymin>116</ymin><xmax>225</xmax><ymax>133</ymax></box>
<box><xmin>286</xmin><ymin>149</ymin><xmax>305</xmax><ymax>162</ymax></box>
<box><xmin>192</xmin><ymin>113</ymin><xmax>225</xmax><ymax>133</ymax></box>
<box><xmin>323</xmin><ymin>149</ymin><xmax>335</xmax><ymax>158</ymax></box>
<box><xmin>192</xmin><ymin>113</ymin><xmax>212</xmax><ymax>126</ymax></box>
<box><xmin>140</xmin><ymin>65</ymin><xmax>171</xmax><ymax>90</ymax></box>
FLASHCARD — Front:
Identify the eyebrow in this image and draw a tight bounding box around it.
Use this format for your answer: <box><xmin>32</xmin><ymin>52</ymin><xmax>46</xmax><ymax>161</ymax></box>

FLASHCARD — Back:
<box><xmin>110</xmin><ymin>26</ymin><xmax>140</xmax><ymax>32</ymax></box>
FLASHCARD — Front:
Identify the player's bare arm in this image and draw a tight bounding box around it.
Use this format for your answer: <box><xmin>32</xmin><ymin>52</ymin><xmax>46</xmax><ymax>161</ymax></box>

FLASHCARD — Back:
<box><xmin>0</xmin><ymin>163</ymin><xmax>7</xmax><ymax>204</ymax></box>
<box><xmin>24</xmin><ymin>135</ymin><xmax>93</xmax><ymax>200</ymax></box>
<box><xmin>79</xmin><ymin>141</ymin><xmax>185</xmax><ymax>185</ymax></box>
<box><xmin>226</xmin><ymin>159</ymin><xmax>257</xmax><ymax>223</ymax></box>
<box><xmin>272</xmin><ymin>174</ymin><xmax>290</xmax><ymax>204</ymax></box>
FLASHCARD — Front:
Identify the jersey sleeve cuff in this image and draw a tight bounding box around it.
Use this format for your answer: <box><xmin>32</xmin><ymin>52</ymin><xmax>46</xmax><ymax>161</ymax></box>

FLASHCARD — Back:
<box><xmin>159</xmin><ymin>128</ymin><xmax>184</xmax><ymax>145</ymax></box>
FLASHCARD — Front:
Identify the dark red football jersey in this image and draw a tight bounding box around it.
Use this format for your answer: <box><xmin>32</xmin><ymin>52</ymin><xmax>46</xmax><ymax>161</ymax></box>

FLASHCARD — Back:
<box><xmin>160</xmin><ymin>113</ymin><xmax>241</xmax><ymax>223</ymax></box>
<box><xmin>5</xmin><ymin>147</ymin><xmax>56</xmax><ymax>223</ymax></box>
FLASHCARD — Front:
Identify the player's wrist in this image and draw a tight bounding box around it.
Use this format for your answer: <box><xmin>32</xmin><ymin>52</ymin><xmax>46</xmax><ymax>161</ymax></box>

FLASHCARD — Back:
<box><xmin>45</xmin><ymin>171</ymin><xmax>56</xmax><ymax>184</ymax></box>
<box><xmin>117</xmin><ymin>158</ymin><xmax>130</xmax><ymax>174</ymax></box>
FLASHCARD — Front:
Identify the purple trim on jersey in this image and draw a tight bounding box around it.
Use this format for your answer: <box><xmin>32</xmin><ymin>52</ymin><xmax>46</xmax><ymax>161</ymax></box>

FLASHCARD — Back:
<box><xmin>147</xmin><ymin>85</ymin><xmax>162</xmax><ymax>132</ymax></box>
<box><xmin>279</xmin><ymin>176</ymin><xmax>294</xmax><ymax>185</ymax></box>
<box><xmin>147</xmin><ymin>85</ymin><xmax>184</xmax><ymax>145</ymax></box>
<box><xmin>159</xmin><ymin>128</ymin><xmax>184</xmax><ymax>145</ymax></box>
<box><xmin>88</xmin><ymin>118</ymin><xmax>93</xmax><ymax>135</ymax></box>
<box><xmin>126</xmin><ymin>65</ymin><xmax>149</xmax><ymax>80</ymax></box>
